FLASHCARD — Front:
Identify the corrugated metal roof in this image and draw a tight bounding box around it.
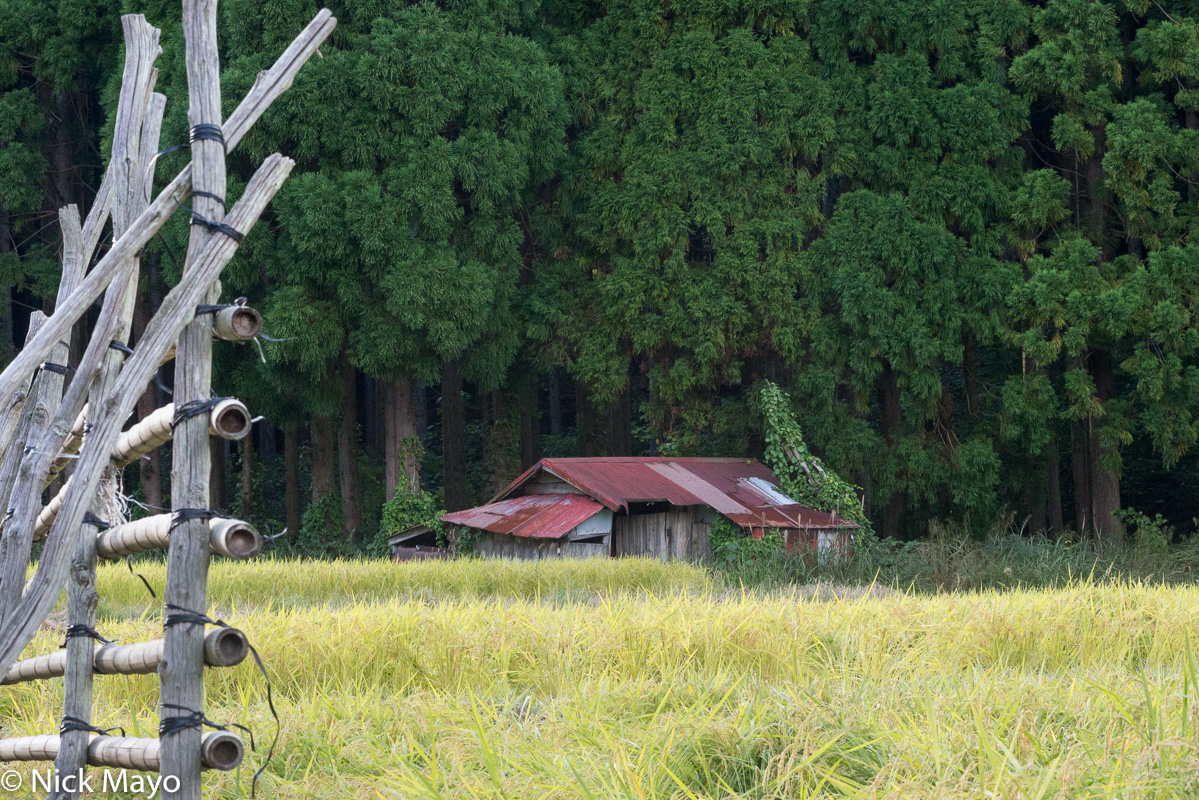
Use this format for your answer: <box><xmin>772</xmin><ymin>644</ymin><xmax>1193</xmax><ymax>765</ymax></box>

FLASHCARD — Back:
<box><xmin>494</xmin><ymin>457</ymin><xmax>860</xmax><ymax>531</ymax></box>
<box><xmin>441</xmin><ymin>494</ymin><xmax>607</xmax><ymax>539</ymax></box>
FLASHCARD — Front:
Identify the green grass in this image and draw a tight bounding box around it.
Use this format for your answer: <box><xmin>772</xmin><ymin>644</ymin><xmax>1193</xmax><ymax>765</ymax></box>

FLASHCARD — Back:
<box><xmin>4</xmin><ymin>558</ymin><xmax>1199</xmax><ymax>798</ymax></box>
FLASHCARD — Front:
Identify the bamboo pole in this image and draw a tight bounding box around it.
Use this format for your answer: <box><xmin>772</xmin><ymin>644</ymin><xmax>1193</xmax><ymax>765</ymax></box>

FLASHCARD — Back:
<box><xmin>3</xmin><ymin>628</ymin><xmax>248</xmax><ymax>685</ymax></box>
<box><xmin>162</xmin><ymin>4</ymin><xmax>226</xmax><ymax>794</ymax></box>
<box><xmin>0</xmin><ymin>732</ymin><xmax>243</xmax><ymax>772</ymax></box>
<box><xmin>33</xmin><ymin>400</ymin><xmax>252</xmax><ymax>540</ymax></box>
<box><xmin>43</xmin><ymin>406</ymin><xmax>88</xmax><ymax>488</ymax></box>
<box><xmin>95</xmin><ymin>515</ymin><xmax>262</xmax><ymax>561</ymax></box>
<box><xmin>56</xmin><ymin>22</ymin><xmax>162</xmax><ymax>799</ymax></box>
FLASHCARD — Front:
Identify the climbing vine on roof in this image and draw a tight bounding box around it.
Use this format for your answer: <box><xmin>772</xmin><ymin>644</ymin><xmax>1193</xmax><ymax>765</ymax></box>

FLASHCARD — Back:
<box><xmin>760</xmin><ymin>381</ymin><xmax>871</xmax><ymax>532</ymax></box>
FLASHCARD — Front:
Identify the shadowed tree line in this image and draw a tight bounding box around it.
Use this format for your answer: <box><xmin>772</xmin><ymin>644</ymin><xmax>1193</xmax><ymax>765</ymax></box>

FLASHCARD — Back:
<box><xmin>7</xmin><ymin>0</ymin><xmax>1199</xmax><ymax>551</ymax></box>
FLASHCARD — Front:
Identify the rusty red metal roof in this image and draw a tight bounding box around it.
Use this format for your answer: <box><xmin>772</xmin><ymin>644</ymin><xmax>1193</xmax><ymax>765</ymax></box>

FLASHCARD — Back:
<box><xmin>493</xmin><ymin>457</ymin><xmax>860</xmax><ymax>531</ymax></box>
<box><xmin>440</xmin><ymin>494</ymin><xmax>607</xmax><ymax>539</ymax></box>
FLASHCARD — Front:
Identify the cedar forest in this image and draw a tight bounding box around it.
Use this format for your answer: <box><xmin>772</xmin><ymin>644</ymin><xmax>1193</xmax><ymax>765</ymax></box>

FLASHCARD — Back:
<box><xmin>5</xmin><ymin>0</ymin><xmax>1199</xmax><ymax>553</ymax></box>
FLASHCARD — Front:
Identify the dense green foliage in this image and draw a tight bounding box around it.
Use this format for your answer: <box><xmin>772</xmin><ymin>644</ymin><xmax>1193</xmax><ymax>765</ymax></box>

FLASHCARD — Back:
<box><xmin>8</xmin><ymin>0</ymin><xmax>1199</xmax><ymax>549</ymax></box>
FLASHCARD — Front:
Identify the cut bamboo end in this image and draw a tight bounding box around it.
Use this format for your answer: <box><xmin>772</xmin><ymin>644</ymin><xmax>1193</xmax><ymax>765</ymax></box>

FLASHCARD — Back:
<box><xmin>212</xmin><ymin>305</ymin><xmax>262</xmax><ymax>342</ymax></box>
<box><xmin>209</xmin><ymin>398</ymin><xmax>251</xmax><ymax>441</ymax></box>
<box><xmin>199</xmin><ymin>731</ymin><xmax>244</xmax><ymax>771</ymax></box>
<box><xmin>94</xmin><ymin>514</ymin><xmax>262</xmax><ymax>560</ymax></box>
<box><xmin>203</xmin><ymin>627</ymin><xmax>250</xmax><ymax>668</ymax></box>
<box><xmin>3</xmin><ymin>628</ymin><xmax>250</xmax><ymax>685</ymax></box>
<box><xmin>0</xmin><ymin>732</ymin><xmax>244</xmax><ymax>771</ymax></box>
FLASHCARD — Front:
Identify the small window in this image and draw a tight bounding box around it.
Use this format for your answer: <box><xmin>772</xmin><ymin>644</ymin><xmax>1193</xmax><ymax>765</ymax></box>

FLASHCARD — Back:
<box><xmin>743</xmin><ymin>477</ymin><xmax>798</xmax><ymax>506</ymax></box>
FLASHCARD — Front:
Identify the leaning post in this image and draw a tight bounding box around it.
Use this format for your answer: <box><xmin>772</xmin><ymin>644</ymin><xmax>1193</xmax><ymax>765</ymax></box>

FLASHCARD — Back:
<box><xmin>159</xmin><ymin>0</ymin><xmax>226</xmax><ymax>796</ymax></box>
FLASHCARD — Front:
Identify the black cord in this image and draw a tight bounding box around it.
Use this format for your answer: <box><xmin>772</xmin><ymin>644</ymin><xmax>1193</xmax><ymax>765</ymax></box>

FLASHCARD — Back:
<box><xmin>39</xmin><ymin>362</ymin><xmax>74</xmax><ymax>376</ymax></box>
<box><xmin>60</xmin><ymin>716</ymin><xmax>124</xmax><ymax>737</ymax></box>
<box><xmin>189</xmin><ymin>124</ymin><xmax>225</xmax><ymax>146</ymax></box>
<box><xmin>171</xmin><ymin>397</ymin><xmax>232</xmax><ymax>429</ymax></box>
<box><xmin>82</xmin><ymin>512</ymin><xmax>109</xmax><ymax>530</ymax></box>
<box><xmin>170</xmin><ymin>508</ymin><xmax>232</xmax><ymax>530</ymax></box>
<box><xmin>62</xmin><ymin>624</ymin><xmax>113</xmax><ymax>648</ymax></box>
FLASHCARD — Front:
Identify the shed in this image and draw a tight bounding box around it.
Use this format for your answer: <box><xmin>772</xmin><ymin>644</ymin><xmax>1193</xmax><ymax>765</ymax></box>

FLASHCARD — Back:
<box><xmin>418</xmin><ymin>457</ymin><xmax>858</xmax><ymax>562</ymax></box>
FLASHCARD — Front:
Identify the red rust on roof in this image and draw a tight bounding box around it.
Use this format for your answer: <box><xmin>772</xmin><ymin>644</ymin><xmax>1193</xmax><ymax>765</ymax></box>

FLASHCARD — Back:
<box><xmin>493</xmin><ymin>457</ymin><xmax>859</xmax><ymax>531</ymax></box>
<box><xmin>440</xmin><ymin>494</ymin><xmax>606</xmax><ymax>539</ymax></box>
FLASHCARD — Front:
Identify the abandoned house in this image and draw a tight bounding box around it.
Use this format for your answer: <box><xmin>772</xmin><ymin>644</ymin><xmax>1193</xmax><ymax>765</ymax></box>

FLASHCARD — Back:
<box><xmin>387</xmin><ymin>457</ymin><xmax>859</xmax><ymax>561</ymax></box>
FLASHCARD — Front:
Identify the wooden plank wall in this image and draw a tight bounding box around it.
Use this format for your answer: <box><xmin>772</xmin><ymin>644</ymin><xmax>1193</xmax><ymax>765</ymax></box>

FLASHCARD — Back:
<box><xmin>475</xmin><ymin>533</ymin><xmax>607</xmax><ymax>560</ymax></box>
<box><xmin>612</xmin><ymin>507</ymin><xmax>710</xmax><ymax>562</ymax></box>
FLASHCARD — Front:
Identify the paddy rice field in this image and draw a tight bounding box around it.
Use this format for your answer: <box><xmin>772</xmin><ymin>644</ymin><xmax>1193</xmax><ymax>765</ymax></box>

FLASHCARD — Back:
<box><xmin>2</xmin><ymin>557</ymin><xmax>1197</xmax><ymax>798</ymax></box>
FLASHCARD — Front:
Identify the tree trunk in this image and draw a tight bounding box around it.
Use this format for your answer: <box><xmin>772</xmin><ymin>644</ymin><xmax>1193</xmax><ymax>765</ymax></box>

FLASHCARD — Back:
<box><xmin>576</xmin><ymin>386</ymin><xmax>599</xmax><ymax>457</ymax></box>
<box><xmin>608</xmin><ymin>381</ymin><xmax>632</xmax><ymax>456</ymax></box>
<box><xmin>877</xmin><ymin>365</ymin><xmax>906</xmax><ymax>539</ymax></box>
<box><xmin>1047</xmin><ymin>435</ymin><xmax>1063</xmax><ymax>534</ymax></box>
<box><xmin>383</xmin><ymin>376</ymin><xmax>420</xmax><ymax>499</ymax></box>
<box><xmin>133</xmin><ymin>296</ymin><xmax>164</xmax><ymax>511</ymax></box>
<box><xmin>519</xmin><ymin>369</ymin><xmax>540</xmax><ymax>469</ymax></box>
<box><xmin>338</xmin><ymin>359</ymin><xmax>362</xmax><ymax>540</ymax></box>
<box><xmin>485</xmin><ymin>388</ymin><xmax>518</xmax><ymax>498</ymax></box>
<box><xmin>284</xmin><ymin>426</ymin><xmax>301</xmax><ymax>538</ymax></box>
<box><xmin>1071</xmin><ymin>418</ymin><xmax>1092</xmax><ymax>535</ymax></box>
<box><xmin>442</xmin><ymin>360</ymin><xmax>468</xmax><ymax>511</ymax></box>
<box><xmin>548</xmin><ymin>368</ymin><xmax>563</xmax><ymax>434</ymax></box>
<box><xmin>1089</xmin><ymin>351</ymin><xmax>1123</xmax><ymax>544</ymax></box>
<box><xmin>310</xmin><ymin>415</ymin><xmax>336</xmax><ymax>503</ymax></box>
<box><xmin>362</xmin><ymin>374</ymin><xmax>378</xmax><ymax>464</ymax></box>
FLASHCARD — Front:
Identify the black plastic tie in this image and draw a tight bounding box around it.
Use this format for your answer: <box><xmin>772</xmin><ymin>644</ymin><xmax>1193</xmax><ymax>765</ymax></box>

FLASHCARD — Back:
<box><xmin>62</xmin><ymin>624</ymin><xmax>113</xmax><ymax>648</ymax></box>
<box><xmin>82</xmin><ymin>512</ymin><xmax>109</xmax><ymax>530</ymax></box>
<box><xmin>108</xmin><ymin>340</ymin><xmax>134</xmax><ymax>356</ymax></box>
<box><xmin>172</xmin><ymin>397</ymin><xmax>231</xmax><ymax>429</ymax></box>
<box><xmin>169</xmin><ymin>508</ymin><xmax>232</xmax><ymax>531</ymax></box>
<box><xmin>40</xmin><ymin>362</ymin><xmax>74</xmax><ymax>376</ymax></box>
<box><xmin>60</xmin><ymin>716</ymin><xmax>124</xmax><ymax>737</ymax></box>
<box><xmin>188</xmin><ymin>123</ymin><xmax>225</xmax><ymax>146</ymax></box>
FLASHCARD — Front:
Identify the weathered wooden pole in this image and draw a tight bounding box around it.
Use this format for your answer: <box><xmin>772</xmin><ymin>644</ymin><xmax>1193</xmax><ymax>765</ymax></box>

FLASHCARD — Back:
<box><xmin>53</xmin><ymin>17</ymin><xmax>162</xmax><ymax>798</ymax></box>
<box><xmin>159</xmin><ymin>2</ymin><xmax>225</xmax><ymax>795</ymax></box>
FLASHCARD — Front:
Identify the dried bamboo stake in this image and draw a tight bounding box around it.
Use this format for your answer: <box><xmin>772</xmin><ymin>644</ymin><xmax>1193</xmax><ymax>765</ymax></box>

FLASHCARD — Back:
<box><xmin>43</xmin><ymin>406</ymin><xmax>89</xmax><ymax>488</ymax></box>
<box><xmin>55</xmin><ymin>20</ymin><xmax>162</xmax><ymax>798</ymax></box>
<box><xmin>96</xmin><ymin>515</ymin><xmax>262</xmax><ymax>560</ymax></box>
<box><xmin>0</xmin><ymin>732</ymin><xmax>244</xmax><ymax>772</ymax></box>
<box><xmin>0</xmin><ymin>8</ymin><xmax>337</xmax><ymax>408</ymax></box>
<box><xmin>3</xmin><ymin>628</ymin><xmax>248</xmax><ymax>685</ymax></box>
<box><xmin>44</xmin><ymin>399</ymin><xmax>247</xmax><ymax>490</ymax></box>
<box><xmin>161</xmin><ymin>4</ymin><xmax>225</xmax><ymax>794</ymax></box>
<box><xmin>112</xmin><ymin>400</ymin><xmax>252</xmax><ymax>466</ymax></box>
<box><xmin>0</xmin><ymin>152</ymin><xmax>296</xmax><ymax>713</ymax></box>
<box><xmin>33</xmin><ymin>400</ymin><xmax>250</xmax><ymax>539</ymax></box>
